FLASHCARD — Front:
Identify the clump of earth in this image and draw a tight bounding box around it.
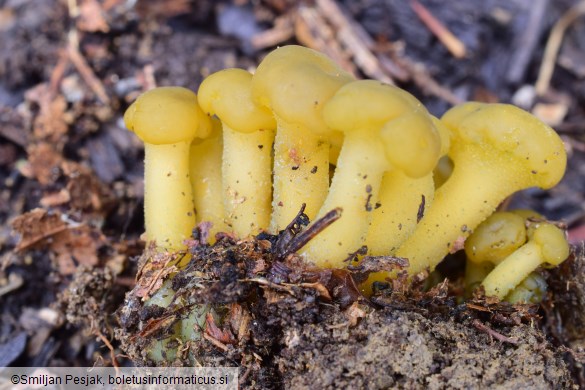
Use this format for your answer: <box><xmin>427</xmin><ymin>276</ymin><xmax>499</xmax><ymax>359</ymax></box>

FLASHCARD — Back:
<box><xmin>62</xmin><ymin>216</ymin><xmax>581</xmax><ymax>389</ymax></box>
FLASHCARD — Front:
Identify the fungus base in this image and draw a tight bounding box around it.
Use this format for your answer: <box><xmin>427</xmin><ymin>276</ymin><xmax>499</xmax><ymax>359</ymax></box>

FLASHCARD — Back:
<box><xmin>111</xmin><ymin>223</ymin><xmax>583</xmax><ymax>388</ymax></box>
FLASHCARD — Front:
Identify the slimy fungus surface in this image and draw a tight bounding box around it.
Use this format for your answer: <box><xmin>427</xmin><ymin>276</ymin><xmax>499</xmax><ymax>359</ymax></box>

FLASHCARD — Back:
<box><xmin>124</xmin><ymin>46</ymin><xmax>569</xmax><ymax>302</ymax></box>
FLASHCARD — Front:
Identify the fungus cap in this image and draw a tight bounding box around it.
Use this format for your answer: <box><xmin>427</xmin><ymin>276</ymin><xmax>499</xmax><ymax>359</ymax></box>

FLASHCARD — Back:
<box><xmin>381</xmin><ymin>111</ymin><xmax>441</xmax><ymax>178</ymax></box>
<box><xmin>323</xmin><ymin>80</ymin><xmax>441</xmax><ymax>178</ymax></box>
<box><xmin>198</xmin><ymin>68</ymin><xmax>275</xmax><ymax>133</ymax></box>
<box><xmin>531</xmin><ymin>223</ymin><xmax>570</xmax><ymax>266</ymax></box>
<box><xmin>464</xmin><ymin>211</ymin><xmax>527</xmax><ymax>264</ymax></box>
<box><xmin>124</xmin><ymin>87</ymin><xmax>211</xmax><ymax>145</ymax></box>
<box><xmin>252</xmin><ymin>45</ymin><xmax>353</xmax><ymax>136</ymax></box>
<box><xmin>442</xmin><ymin>103</ymin><xmax>567</xmax><ymax>189</ymax></box>
<box><xmin>431</xmin><ymin>116</ymin><xmax>451</xmax><ymax>157</ymax></box>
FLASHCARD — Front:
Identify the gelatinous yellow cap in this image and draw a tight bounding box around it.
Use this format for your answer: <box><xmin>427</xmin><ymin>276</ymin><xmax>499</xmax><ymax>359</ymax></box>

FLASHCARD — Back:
<box><xmin>198</xmin><ymin>68</ymin><xmax>275</xmax><ymax>133</ymax></box>
<box><xmin>323</xmin><ymin>80</ymin><xmax>441</xmax><ymax>178</ymax></box>
<box><xmin>124</xmin><ymin>86</ymin><xmax>211</xmax><ymax>145</ymax></box>
<box><xmin>252</xmin><ymin>45</ymin><xmax>354</xmax><ymax>136</ymax></box>
<box><xmin>442</xmin><ymin>102</ymin><xmax>567</xmax><ymax>189</ymax></box>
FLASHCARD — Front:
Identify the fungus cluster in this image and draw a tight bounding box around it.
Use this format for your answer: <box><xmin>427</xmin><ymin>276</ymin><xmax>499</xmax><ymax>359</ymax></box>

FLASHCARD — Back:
<box><xmin>124</xmin><ymin>45</ymin><xmax>569</xmax><ymax>299</ymax></box>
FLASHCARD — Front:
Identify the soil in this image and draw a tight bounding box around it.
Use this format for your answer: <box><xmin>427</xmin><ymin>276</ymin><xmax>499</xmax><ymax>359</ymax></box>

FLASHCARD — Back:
<box><xmin>1</xmin><ymin>0</ymin><xmax>585</xmax><ymax>388</ymax></box>
<box><xmin>111</xmin><ymin>225</ymin><xmax>580</xmax><ymax>388</ymax></box>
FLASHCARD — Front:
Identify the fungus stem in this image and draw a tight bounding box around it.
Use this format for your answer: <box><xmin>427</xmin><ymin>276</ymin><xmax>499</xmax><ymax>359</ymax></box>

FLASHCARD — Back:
<box><xmin>145</xmin><ymin>142</ymin><xmax>195</xmax><ymax>250</ymax></box>
<box><xmin>482</xmin><ymin>241</ymin><xmax>543</xmax><ymax>298</ymax></box>
<box><xmin>189</xmin><ymin>121</ymin><xmax>227</xmax><ymax>240</ymax></box>
<box><xmin>396</xmin><ymin>146</ymin><xmax>522</xmax><ymax>275</ymax></box>
<box><xmin>271</xmin><ymin>117</ymin><xmax>329</xmax><ymax>232</ymax></box>
<box><xmin>223</xmin><ymin>124</ymin><xmax>274</xmax><ymax>236</ymax></box>
<box><xmin>300</xmin><ymin>131</ymin><xmax>386</xmax><ymax>266</ymax></box>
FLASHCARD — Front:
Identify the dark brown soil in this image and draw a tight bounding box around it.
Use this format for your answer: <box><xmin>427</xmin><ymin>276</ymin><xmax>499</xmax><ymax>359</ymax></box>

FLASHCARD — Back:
<box><xmin>1</xmin><ymin>0</ymin><xmax>585</xmax><ymax>388</ymax></box>
<box><xmin>109</xmin><ymin>223</ymin><xmax>580</xmax><ymax>388</ymax></box>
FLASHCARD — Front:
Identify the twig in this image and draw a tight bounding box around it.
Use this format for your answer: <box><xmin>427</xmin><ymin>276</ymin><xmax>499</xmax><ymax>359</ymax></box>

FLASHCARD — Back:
<box><xmin>410</xmin><ymin>0</ymin><xmax>466</xmax><ymax>59</ymax></box>
<box><xmin>286</xmin><ymin>208</ymin><xmax>342</xmax><ymax>254</ymax></box>
<box><xmin>472</xmin><ymin>319</ymin><xmax>519</xmax><ymax>345</ymax></box>
<box><xmin>314</xmin><ymin>0</ymin><xmax>394</xmax><ymax>84</ymax></box>
<box><xmin>203</xmin><ymin>333</ymin><xmax>228</xmax><ymax>352</ymax></box>
<box><xmin>49</xmin><ymin>50</ymin><xmax>70</xmax><ymax>96</ymax></box>
<box><xmin>402</xmin><ymin>57</ymin><xmax>464</xmax><ymax>105</ymax></box>
<box><xmin>242</xmin><ymin>277</ymin><xmax>295</xmax><ymax>295</ymax></box>
<box><xmin>535</xmin><ymin>0</ymin><xmax>585</xmax><ymax>95</ymax></box>
<box><xmin>67</xmin><ymin>34</ymin><xmax>111</xmax><ymax>105</ymax></box>
<box><xmin>295</xmin><ymin>0</ymin><xmax>461</xmax><ymax>105</ymax></box>
<box><xmin>66</xmin><ymin>0</ymin><xmax>110</xmax><ymax>104</ymax></box>
<box><xmin>274</xmin><ymin>203</ymin><xmax>310</xmax><ymax>257</ymax></box>
<box><xmin>295</xmin><ymin>5</ymin><xmax>356</xmax><ymax>75</ymax></box>
<box><xmin>142</xmin><ymin>64</ymin><xmax>157</xmax><ymax>91</ymax></box>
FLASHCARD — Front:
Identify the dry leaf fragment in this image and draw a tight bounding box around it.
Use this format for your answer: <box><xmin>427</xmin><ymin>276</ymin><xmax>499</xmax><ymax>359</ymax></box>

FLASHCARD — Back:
<box><xmin>12</xmin><ymin>208</ymin><xmax>68</xmax><ymax>251</ymax></box>
<box><xmin>135</xmin><ymin>315</ymin><xmax>177</xmax><ymax>340</ymax></box>
<box><xmin>205</xmin><ymin>313</ymin><xmax>236</xmax><ymax>345</ymax></box>
<box><xmin>228</xmin><ymin>303</ymin><xmax>251</xmax><ymax>342</ymax></box>
<box><xmin>299</xmin><ymin>281</ymin><xmax>332</xmax><ymax>301</ymax></box>
<box><xmin>12</xmin><ymin>208</ymin><xmax>106</xmax><ymax>274</ymax></box>
<box><xmin>62</xmin><ymin>161</ymin><xmax>115</xmax><ymax>214</ymax></box>
<box><xmin>132</xmin><ymin>246</ymin><xmax>181</xmax><ymax>300</ymax></box>
<box><xmin>344</xmin><ymin>301</ymin><xmax>366</xmax><ymax>327</ymax></box>
<box><xmin>20</xmin><ymin>142</ymin><xmax>64</xmax><ymax>185</ymax></box>
<box><xmin>40</xmin><ymin>189</ymin><xmax>71</xmax><ymax>208</ymax></box>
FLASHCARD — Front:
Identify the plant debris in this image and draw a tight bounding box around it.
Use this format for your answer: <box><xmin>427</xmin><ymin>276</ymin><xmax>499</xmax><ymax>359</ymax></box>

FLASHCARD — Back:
<box><xmin>114</xmin><ymin>213</ymin><xmax>579</xmax><ymax>388</ymax></box>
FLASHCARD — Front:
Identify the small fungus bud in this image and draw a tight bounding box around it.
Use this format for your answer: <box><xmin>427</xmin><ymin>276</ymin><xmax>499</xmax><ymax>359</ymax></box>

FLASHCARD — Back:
<box><xmin>482</xmin><ymin>220</ymin><xmax>570</xmax><ymax>299</ymax></box>
<box><xmin>463</xmin><ymin>211</ymin><xmax>527</xmax><ymax>295</ymax></box>
<box><xmin>465</xmin><ymin>211</ymin><xmax>527</xmax><ymax>265</ymax></box>
<box><xmin>504</xmin><ymin>272</ymin><xmax>548</xmax><ymax>304</ymax></box>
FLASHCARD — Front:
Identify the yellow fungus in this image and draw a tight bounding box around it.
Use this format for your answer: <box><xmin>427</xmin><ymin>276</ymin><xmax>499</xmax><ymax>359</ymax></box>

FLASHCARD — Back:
<box><xmin>124</xmin><ymin>87</ymin><xmax>211</xmax><ymax>250</ymax></box>
<box><xmin>394</xmin><ymin>103</ymin><xmax>567</xmax><ymax>276</ymax></box>
<box><xmin>252</xmin><ymin>45</ymin><xmax>354</xmax><ymax>232</ymax></box>
<box><xmin>198</xmin><ymin>68</ymin><xmax>275</xmax><ymax>237</ymax></box>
